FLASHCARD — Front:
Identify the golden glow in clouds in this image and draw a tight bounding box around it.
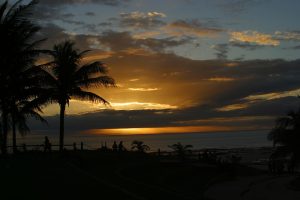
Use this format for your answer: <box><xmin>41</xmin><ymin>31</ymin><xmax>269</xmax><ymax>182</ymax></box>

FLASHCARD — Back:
<box><xmin>86</xmin><ymin>125</ymin><xmax>235</xmax><ymax>135</ymax></box>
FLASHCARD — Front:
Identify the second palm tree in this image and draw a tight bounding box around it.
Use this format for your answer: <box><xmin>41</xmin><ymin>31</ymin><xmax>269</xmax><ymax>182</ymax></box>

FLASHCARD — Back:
<box><xmin>44</xmin><ymin>41</ymin><xmax>115</xmax><ymax>151</ymax></box>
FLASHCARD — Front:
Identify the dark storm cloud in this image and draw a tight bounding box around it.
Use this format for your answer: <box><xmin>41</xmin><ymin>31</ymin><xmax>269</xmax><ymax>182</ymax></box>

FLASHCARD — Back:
<box><xmin>61</xmin><ymin>13</ymin><xmax>75</xmax><ymax>18</ymax></box>
<box><xmin>166</xmin><ymin>19</ymin><xmax>223</xmax><ymax>37</ymax></box>
<box><xmin>36</xmin><ymin>24</ymin><xmax>300</xmax><ymax>102</ymax></box>
<box><xmin>28</xmin><ymin>51</ymin><xmax>300</xmax><ymax>132</ymax></box>
<box><xmin>29</xmin><ymin>96</ymin><xmax>300</xmax><ymax>132</ymax></box>
<box><xmin>85</xmin><ymin>12</ymin><xmax>96</xmax><ymax>16</ymax></box>
<box><xmin>212</xmin><ymin>44</ymin><xmax>229</xmax><ymax>59</ymax></box>
<box><xmin>39</xmin><ymin>0</ymin><xmax>129</xmax><ymax>6</ymax></box>
<box><xmin>61</xmin><ymin>19</ymin><xmax>85</xmax><ymax>26</ymax></box>
<box><xmin>36</xmin><ymin>23</ymin><xmax>95</xmax><ymax>50</ymax></box>
<box><xmin>33</xmin><ymin>4</ymin><xmax>60</xmax><ymax>20</ymax></box>
<box><xmin>35</xmin><ymin>23</ymin><xmax>72</xmax><ymax>49</ymax></box>
<box><xmin>275</xmin><ymin>31</ymin><xmax>300</xmax><ymax>42</ymax></box>
<box><xmin>97</xmin><ymin>51</ymin><xmax>300</xmax><ymax>114</ymax></box>
<box><xmin>283</xmin><ymin>45</ymin><xmax>300</xmax><ymax>50</ymax></box>
<box><xmin>31</xmin><ymin>22</ymin><xmax>300</xmax><ymax>132</ymax></box>
<box><xmin>36</xmin><ymin>16</ymin><xmax>190</xmax><ymax>51</ymax></box>
<box><xmin>217</xmin><ymin>0</ymin><xmax>270</xmax><ymax>14</ymax></box>
<box><xmin>201</xmin><ymin>59</ymin><xmax>300</xmax><ymax>104</ymax></box>
<box><xmin>291</xmin><ymin>45</ymin><xmax>300</xmax><ymax>50</ymax></box>
<box><xmin>96</xmin><ymin>30</ymin><xmax>191</xmax><ymax>52</ymax></box>
<box><xmin>115</xmin><ymin>54</ymin><xmax>300</xmax><ymax>106</ymax></box>
<box><xmin>33</xmin><ymin>0</ymin><xmax>129</xmax><ymax>22</ymax></box>
<box><xmin>98</xmin><ymin>22</ymin><xmax>113</xmax><ymax>26</ymax></box>
<box><xmin>232</xmin><ymin>97</ymin><xmax>300</xmax><ymax>117</ymax></box>
<box><xmin>229</xmin><ymin>41</ymin><xmax>263</xmax><ymax>50</ymax></box>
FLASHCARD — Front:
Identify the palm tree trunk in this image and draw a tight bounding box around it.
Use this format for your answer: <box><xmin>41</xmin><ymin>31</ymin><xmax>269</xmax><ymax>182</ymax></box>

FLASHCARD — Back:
<box><xmin>12</xmin><ymin>114</ymin><xmax>17</xmax><ymax>154</ymax></box>
<box><xmin>59</xmin><ymin>103</ymin><xmax>66</xmax><ymax>152</ymax></box>
<box><xmin>0</xmin><ymin>122</ymin><xmax>2</xmax><ymax>153</ymax></box>
<box><xmin>1</xmin><ymin>111</ymin><xmax>8</xmax><ymax>154</ymax></box>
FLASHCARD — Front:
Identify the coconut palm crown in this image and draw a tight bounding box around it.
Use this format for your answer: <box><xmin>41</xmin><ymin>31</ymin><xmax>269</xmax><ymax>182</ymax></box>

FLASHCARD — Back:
<box><xmin>43</xmin><ymin>41</ymin><xmax>115</xmax><ymax>151</ymax></box>
<box><xmin>268</xmin><ymin>107</ymin><xmax>300</xmax><ymax>161</ymax></box>
<box><xmin>0</xmin><ymin>0</ymin><xmax>46</xmax><ymax>154</ymax></box>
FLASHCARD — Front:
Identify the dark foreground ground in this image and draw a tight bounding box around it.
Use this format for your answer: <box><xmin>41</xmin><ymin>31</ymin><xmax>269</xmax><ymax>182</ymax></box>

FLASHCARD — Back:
<box><xmin>0</xmin><ymin>150</ymin><xmax>274</xmax><ymax>200</ymax></box>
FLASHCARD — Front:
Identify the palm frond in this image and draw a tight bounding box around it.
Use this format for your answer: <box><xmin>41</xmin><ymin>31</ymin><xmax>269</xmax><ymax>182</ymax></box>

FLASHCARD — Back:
<box><xmin>24</xmin><ymin>38</ymin><xmax>47</xmax><ymax>52</ymax></box>
<box><xmin>5</xmin><ymin>0</ymin><xmax>22</xmax><ymax>19</ymax></box>
<box><xmin>24</xmin><ymin>110</ymin><xmax>47</xmax><ymax>125</ymax></box>
<box><xmin>5</xmin><ymin>0</ymin><xmax>38</xmax><ymax>26</ymax></box>
<box><xmin>76</xmin><ymin>76</ymin><xmax>116</xmax><ymax>88</ymax></box>
<box><xmin>275</xmin><ymin>116</ymin><xmax>291</xmax><ymax>128</ymax></box>
<box><xmin>72</xmin><ymin>89</ymin><xmax>110</xmax><ymax>105</ymax></box>
<box><xmin>78</xmin><ymin>49</ymin><xmax>91</xmax><ymax>57</ymax></box>
<box><xmin>17</xmin><ymin>120</ymin><xmax>30</xmax><ymax>136</ymax></box>
<box><xmin>75</xmin><ymin>61</ymin><xmax>108</xmax><ymax>80</ymax></box>
<box><xmin>0</xmin><ymin>1</ymin><xmax>8</xmax><ymax>22</ymax></box>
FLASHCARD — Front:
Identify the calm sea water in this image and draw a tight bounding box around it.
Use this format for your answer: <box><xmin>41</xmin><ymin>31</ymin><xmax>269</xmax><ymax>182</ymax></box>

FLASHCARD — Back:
<box><xmin>13</xmin><ymin>130</ymin><xmax>272</xmax><ymax>151</ymax></box>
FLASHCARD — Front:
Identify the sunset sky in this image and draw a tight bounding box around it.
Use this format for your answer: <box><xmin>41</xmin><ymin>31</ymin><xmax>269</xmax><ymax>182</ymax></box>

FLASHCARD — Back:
<box><xmin>24</xmin><ymin>0</ymin><xmax>300</xmax><ymax>134</ymax></box>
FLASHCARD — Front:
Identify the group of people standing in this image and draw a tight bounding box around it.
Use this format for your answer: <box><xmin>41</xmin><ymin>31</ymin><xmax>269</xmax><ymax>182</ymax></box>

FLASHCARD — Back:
<box><xmin>112</xmin><ymin>141</ymin><xmax>126</xmax><ymax>152</ymax></box>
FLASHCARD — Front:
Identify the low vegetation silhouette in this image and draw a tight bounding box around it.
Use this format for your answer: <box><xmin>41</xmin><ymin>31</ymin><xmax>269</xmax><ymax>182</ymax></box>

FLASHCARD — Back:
<box><xmin>168</xmin><ymin>142</ymin><xmax>193</xmax><ymax>161</ymax></box>
<box><xmin>268</xmin><ymin>105</ymin><xmax>300</xmax><ymax>173</ymax></box>
<box><xmin>131</xmin><ymin>140</ymin><xmax>150</xmax><ymax>153</ymax></box>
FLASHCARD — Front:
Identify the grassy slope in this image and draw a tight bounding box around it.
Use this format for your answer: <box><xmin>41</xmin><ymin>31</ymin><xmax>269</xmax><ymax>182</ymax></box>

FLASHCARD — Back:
<box><xmin>0</xmin><ymin>151</ymin><xmax>264</xmax><ymax>200</ymax></box>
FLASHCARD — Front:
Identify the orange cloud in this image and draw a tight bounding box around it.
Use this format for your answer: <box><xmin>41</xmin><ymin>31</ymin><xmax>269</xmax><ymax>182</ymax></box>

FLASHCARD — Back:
<box><xmin>129</xmin><ymin>78</ymin><xmax>140</xmax><ymax>82</ymax></box>
<box><xmin>225</xmin><ymin>62</ymin><xmax>239</xmax><ymax>67</ymax></box>
<box><xmin>82</xmin><ymin>51</ymin><xmax>115</xmax><ymax>61</ymax></box>
<box><xmin>164</xmin><ymin>20</ymin><xmax>223</xmax><ymax>37</ymax></box>
<box><xmin>206</xmin><ymin>77</ymin><xmax>235</xmax><ymax>82</ymax></box>
<box><xmin>132</xmin><ymin>31</ymin><xmax>161</xmax><ymax>39</ymax></box>
<box><xmin>110</xmin><ymin>102</ymin><xmax>177</xmax><ymax>110</ymax></box>
<box><xmin>230</xmin><ymin>31</ymin><xmax>279</xmax><ymax>46</ymax></box>
<box><xmin>128</xmin><ymin>87</ymin><xmax>160</xmax><ymax>91</ymax></box>
<box><xmin>177</xmin><ymin>116</ymin><xmax>273</xmax><ymax>124</ymax></box>
<box><xmin>42</xmin><ymin>100</ymin><xmax>177</xmax><ymax>116</ymax></box>
<box><xmin>216</xmin><ymin>103</ymin><xmax>249</xmax><ymax>111</ymax></box>
<box><xmin>121</xmin><ymin>48</ymin><xmax>154</xmax><ymax>56</ymax></box>
<box><xmin>244</xmin><ymin>88</ymin><xmax>300</xmax><ymax>101</ymax></box>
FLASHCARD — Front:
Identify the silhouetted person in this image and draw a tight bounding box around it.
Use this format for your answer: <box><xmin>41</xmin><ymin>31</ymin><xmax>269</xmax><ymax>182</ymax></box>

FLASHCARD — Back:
<box><xmin>104</xmin><ymin>142</ymin><xmax>108</xmax><ymax>152</ymax></box>
<box><xmin>274</xmin><ymin>159</ymin><xmax>284</xmax><ymax>174</ymax></box>
<box><xmin>118</xmin><ymin>141</ymin><xmax>124</xmax><ymax>152</ymax></box>
<box><xmin>73</xmin><ymin>142</ymin><xmax>77</xmax><ymax>151</ymax></box>
<box><xmin>268</xmin><ymin>159</ymin><xmax>275</xmax><ymax>173</ymax></box>
<box><xmin>22</xmin><ymin>144</ymin><xmax>27</xmax><ymax>152</ymax></box>
<box><xmin>112</xmin><ymin>141</ymin><xmax>118</xmax><ymax>152</ymax></box>
<box><xmin>203</xmin><ymin>150</ymin><xmax>209</xmax><ymax>161</ymax></box>
<box><xmin>44</xmin><ymin>136</ymin><xmax>51</xmax><ymax>152</ymax></box>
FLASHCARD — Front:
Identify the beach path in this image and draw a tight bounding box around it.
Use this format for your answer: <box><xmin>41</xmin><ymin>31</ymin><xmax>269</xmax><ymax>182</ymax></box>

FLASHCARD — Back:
<box><xmin>205</xmin><ymin>174</ymin><xmax>300</xmax><ymax>200</ymax></box>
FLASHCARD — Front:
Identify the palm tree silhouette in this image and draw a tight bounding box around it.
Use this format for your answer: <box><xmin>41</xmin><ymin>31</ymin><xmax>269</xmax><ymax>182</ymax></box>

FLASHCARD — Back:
<box><xmin>168</xmin><ymin>142</ymin><xmax>193</xmax><ymax>161</ymax></box>
<box><xmin>268</xmin><ymin>108</ymin><xmax>300</xmax><ymax>161</ymax></box>
<box><xmin>42</xmin><ymin>41</ymin><xmax>115</xmax><ymax>151</ymax></box>
<box><xmin>10</xmin><ymin>100</ymin><xmax>47</xmax><ymax>153</ymax></box>
<box><xmin>0</xmin><ymin>0</ymin><xmax>45</xmax><ymax>154</ymax></box>
<box><xmin>131</xmin><ymin>140</ymin><xmax>150</xmax><ymax>153</ymax></box>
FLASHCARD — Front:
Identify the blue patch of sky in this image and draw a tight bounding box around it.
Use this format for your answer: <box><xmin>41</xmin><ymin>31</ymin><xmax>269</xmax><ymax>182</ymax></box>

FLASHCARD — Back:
<box><xmin>49</xmin><ymin>0</ymin><xmax>300</xmax><ymax>60</ymax></box>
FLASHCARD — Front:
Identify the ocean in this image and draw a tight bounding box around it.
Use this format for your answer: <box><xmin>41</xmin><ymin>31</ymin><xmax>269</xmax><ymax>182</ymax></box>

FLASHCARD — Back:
<box><xmin>13</xmin><ymin>130</ymin><xmax>272</xmax><ymax>151</ymax></box>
